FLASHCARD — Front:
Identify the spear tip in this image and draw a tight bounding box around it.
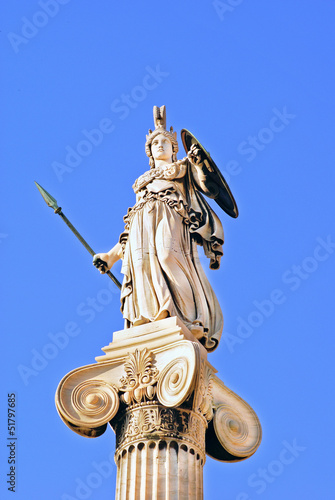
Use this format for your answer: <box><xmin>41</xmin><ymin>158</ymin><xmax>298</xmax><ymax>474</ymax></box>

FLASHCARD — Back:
<box><xmin>35</xmin><ymin>181</ymin><xmax>59</xmax><ymax>211</ymax></box>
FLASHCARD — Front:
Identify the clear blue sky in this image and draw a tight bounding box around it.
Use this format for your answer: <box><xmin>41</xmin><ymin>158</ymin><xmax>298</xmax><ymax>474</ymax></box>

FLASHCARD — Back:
<box><xmin>1</xmin><ymin>1</ymin><xmax>335</xmax><ymax>499</ymax></box>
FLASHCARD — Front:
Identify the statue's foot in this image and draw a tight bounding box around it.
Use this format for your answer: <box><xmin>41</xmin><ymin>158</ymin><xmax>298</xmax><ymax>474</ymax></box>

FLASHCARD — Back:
<box><xmin>132</xmin><ymin>311</ymin><xmax>170</xmax><ymax>327</ymax></box>
<box><xmin>132</xmin><ymin>318</ymin><xmax>150</xmax><ymax>327</ymax></box>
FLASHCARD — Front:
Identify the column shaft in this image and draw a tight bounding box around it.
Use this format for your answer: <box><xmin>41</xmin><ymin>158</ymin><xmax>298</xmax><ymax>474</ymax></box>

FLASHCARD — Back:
<box><xmin>115</xmin><ymin>440</ymin><xmax>204</xmax><ymax>500</ymax></box>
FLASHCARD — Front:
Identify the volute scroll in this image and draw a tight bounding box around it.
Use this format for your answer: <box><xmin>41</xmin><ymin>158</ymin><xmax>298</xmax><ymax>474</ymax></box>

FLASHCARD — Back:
<box><xmin>205</xmin><ymin>378</ymin><xmax>262</xmax><ymax>462</ymax></box>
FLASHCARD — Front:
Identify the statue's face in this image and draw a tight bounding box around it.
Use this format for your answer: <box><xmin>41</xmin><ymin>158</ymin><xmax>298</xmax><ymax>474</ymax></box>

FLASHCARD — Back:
<box><xmin>151</xmin><ymin>134</ymin><xmax>173</xmax><ymax>162</ymax></box>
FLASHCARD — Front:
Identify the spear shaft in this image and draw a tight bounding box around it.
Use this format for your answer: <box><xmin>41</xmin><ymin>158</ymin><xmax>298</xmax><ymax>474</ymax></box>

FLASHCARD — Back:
<box><xmin>35</xmin><ymin>182</ymin><xmax>122</xmax><ymax>290</ymax></box>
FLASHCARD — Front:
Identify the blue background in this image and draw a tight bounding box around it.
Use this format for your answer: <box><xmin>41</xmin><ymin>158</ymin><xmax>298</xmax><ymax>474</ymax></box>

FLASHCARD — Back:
<box><xmin>1</xmin><ymin>1</ymin><xmax>335</xmax><ymax>499</ymax></box>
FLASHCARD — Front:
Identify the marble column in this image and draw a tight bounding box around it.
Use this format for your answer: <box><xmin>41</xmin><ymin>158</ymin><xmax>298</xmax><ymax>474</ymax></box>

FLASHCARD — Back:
<box><xmin>56</xmin><ymin>317</ymin><xmax>262</xmax><ymax>499</ymax></box>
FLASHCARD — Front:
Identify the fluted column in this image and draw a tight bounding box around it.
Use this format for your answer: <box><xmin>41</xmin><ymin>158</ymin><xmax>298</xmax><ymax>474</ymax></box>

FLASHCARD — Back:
<box><xmin>115</xmin><ymin>439</ymin><xmax>204</xmax><ymax>500</ymax></box>
<box><xmin>112</xmin><ymin>401</ymin><xmax>206</xmax><ymax>500</ymax></box>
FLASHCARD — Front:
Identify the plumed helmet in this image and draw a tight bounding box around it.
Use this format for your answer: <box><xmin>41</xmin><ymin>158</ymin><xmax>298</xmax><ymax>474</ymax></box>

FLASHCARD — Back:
<box><xmin>145</xmin><ymin>106</ymin><xmax>178</xmax><ymax>167</ymax></box>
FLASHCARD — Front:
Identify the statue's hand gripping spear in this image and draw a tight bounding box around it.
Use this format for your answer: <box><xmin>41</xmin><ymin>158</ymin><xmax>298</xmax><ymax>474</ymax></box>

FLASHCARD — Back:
<box><xmin>35</xmin><ymin>182</ymin><xmax>122</xmax><ymax>290</ymax></box>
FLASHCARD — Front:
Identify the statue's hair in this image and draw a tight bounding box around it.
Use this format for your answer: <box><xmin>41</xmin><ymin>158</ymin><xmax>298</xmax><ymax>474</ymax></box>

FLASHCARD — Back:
<box><xmin>145</xmin><ymin>129</ymin><xmax>179</xmax><ymax>169</ymax></box>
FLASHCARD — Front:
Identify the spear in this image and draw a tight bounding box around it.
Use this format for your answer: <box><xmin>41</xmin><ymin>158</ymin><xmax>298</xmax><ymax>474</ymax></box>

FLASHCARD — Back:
<box><xmin>35</xmin><ymin>182</ymin><xmax>122</xmax><ymax>290</ymax></box>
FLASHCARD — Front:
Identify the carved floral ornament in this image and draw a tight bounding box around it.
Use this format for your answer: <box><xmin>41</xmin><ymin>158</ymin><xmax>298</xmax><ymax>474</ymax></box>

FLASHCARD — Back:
<box><xmin>113</xmin><ymin>404</ymin><xmax>207</xmax><ymax>456</ymax></box>
<box><xmin>193</xmin><ymin>360</ymin><xmax>214</xmax><ymax>421</ymax></box>
<box><xmin>118</xmin><ymin>347</ymin><xmax>200</xmax><ymax>409</ymax></box>
<box><xmin>119</xmin><ymin>348</ymin><xmax>159</xmax><ymax>404</ymax></box>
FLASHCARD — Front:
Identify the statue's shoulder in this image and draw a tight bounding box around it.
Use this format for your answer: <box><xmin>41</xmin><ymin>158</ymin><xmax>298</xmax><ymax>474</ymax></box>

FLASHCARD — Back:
<box><xmin>132</xmin><ymin>168</ymin><xmax>155</xmax><ymax>193</ymax></box>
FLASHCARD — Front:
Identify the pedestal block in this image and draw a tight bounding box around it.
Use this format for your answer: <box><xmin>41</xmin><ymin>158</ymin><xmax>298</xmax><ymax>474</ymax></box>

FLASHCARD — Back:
<box><xmin>56</xmin><ymin>317</ymin><xmax>262</xmax><ymax>499</ymax></box>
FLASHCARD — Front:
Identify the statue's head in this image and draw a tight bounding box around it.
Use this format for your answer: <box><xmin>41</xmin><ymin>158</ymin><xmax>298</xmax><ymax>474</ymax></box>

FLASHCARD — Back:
<box><xmin>151</xmin><ymin>133</ymin><xmax>174</xmax><ymax>163</ymax></box>
<box><xmin>145</xmin><ymin>106</ymin><xmax>178</xmax><ymax>168</ymax></box>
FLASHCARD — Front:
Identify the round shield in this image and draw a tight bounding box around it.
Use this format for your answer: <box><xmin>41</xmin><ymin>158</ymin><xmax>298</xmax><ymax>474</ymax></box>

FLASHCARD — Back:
<box><xmin>181</xmin><ymin>129</ymin><xmax>239</xmax><ymax>218</ymax></box>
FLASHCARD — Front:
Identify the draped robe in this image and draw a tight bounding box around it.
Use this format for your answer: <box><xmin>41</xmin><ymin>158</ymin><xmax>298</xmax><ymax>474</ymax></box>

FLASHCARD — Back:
<box><xmin>119</xmin><ymin>159</ymin><xmax>224</xmax><ymax>351</ymax></box>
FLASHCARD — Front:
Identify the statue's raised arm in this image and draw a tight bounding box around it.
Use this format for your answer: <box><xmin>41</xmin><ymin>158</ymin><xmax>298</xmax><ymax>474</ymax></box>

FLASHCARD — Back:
<box><xmin>93</xmin><ymin>105</ymin><xmax>238</xmax><ymax>352</ymax></box>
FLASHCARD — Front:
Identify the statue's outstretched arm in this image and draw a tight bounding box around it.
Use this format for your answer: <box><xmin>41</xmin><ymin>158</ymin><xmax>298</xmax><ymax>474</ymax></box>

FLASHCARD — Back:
<box><xmin>187</xmin><ymin>146</ymin><xmax>213</xmax><ymax>197</ymax></box>
<box><xmin>93</xmin><ymin>242</ymin><xmax>123</xmax><ymax>274</ymax></box>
